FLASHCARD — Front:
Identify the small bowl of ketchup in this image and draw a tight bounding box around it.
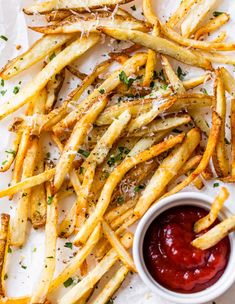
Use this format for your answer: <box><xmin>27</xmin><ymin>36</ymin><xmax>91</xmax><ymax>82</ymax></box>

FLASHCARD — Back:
<box><xmin>133</xmin><ymin>192</ymin><xmax>235</xmax><ymax>304</ymax></box>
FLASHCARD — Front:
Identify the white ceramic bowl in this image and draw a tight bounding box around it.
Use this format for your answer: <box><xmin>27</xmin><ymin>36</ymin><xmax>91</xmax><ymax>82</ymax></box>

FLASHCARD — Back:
<box><xmin>133</xmin><ymin>192</ymin><xmax>235</xmax><ymax>304</ymax></box>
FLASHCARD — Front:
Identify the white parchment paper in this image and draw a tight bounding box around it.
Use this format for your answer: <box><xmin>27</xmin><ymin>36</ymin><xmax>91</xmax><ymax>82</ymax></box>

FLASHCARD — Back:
<box><xmin>1</xmin><ymin>0</ymin><xmax>235</xmax><ymax>303</ymax></box>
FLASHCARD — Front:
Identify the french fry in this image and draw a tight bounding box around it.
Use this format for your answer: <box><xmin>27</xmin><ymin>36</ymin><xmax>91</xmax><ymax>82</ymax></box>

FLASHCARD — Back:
<box><xmin>128</xmin><ymin>114</ymin><xmax>191</xmax><ymax>137</ymax></box>
<box><xmin>0</xmin><ymin>214</ymin><xmax>10</xmax><ymax>297</ymax></box>
<box><xmin>0</xmin><ymin>168</ymin><xmax>55</xmax><ymax>199</ymax></box>
<box><xmin>181</xmin><ymin>0</ymin><xmax>217</xmax><ymax>38</ymax></box>
<box><xmin>73</xmin><ymin>134</ymin><xmax>184</xmax><ymax>245</ymax></box>
<box><xmin>192</xmin><ymin>215</ymin><xmax>235</xmax><ymax>250</ymax></box>
<box><xmin>96</xmin><ymin>93</ymin><xmax>213</xmax><ymax>126</ymax></box>
<box><xmin>30</xmin><ymin>13</ymin><xmax>149</xmax><ymax>34</ymax></box>
<box><xmin>0</xmin><ymin>34</ymin><xmax>73</xmax><ymax>80</ymax></box>
<box><xmin>194</xmin><ymin>187</ymin><xmax>229</xmax><ymax>233</ymax></box>
<box><xmin>220</xmin><ymin>67</ymin><xmax>235</xmax><ymax>98</ymax></box>
<box><xmin>212</xmin><ymin>69</ymin><xmax>229</xmax><ymax>177</ymax></box>
<box><xmin>45</xmin><ymin>69</ymin><xmax>65</xmax><ymax>112</ymax></box>
<box><xmin>91</xmin><ymin>265</ymin><xmax>129</xmax><ymax>304</ymax></box>
<box><xmin>134</xmin><ymin>128</ymin><xmax>200</xmax><ymax>217</ymax></box>
<box><xmin>59</xmin><ymin>233</ymin><xmax>133</xmax><ymax>304</ymax></box>
<box><xmin>161</xmin><ymin>111</ymin><xmax>221</xmax><ymax>198</ymax></box>
<box><xmin>53</xmin><ymin>53</ymin><xmax>148</xmax><ymax>135</ymax></box>
<box><xmin>203</xmin><ymin>51</ymin><xmax>235</xmax><ymax>65</ymax></box>
<box><xmin>194</xmin><ymin>13</ymin><xmax>230</xmax><ymax>40</ymax></box>
<box><xmin>53</xmin><ymin>95</ymin><xmax>108</xmax><ymax>193</ymax></box>
<box><xmin>10</xmin><ymin>138</ymin><xmax>39</xmax><ymax>246</ymax></box>
<box><xmin>211</xmin><ymin>31</ymin><xmax>227</xmax><ymax>43</ymax></box>
<box><xmin>176</xmin><ymin>155</ymin><xmax>202</xmax><ymax>177</ymax></box>
<box><xmin>0</xmin><ymin>297</ymin><xmax>30</xmax><ymax>304</ymax></box>
<box><xmin>102</xmin><ymin>220</ymin><xmax>136</xmax><ymax>272</ymax></box>
<box><xmin>49</xmin><ymin>223</ymin><xmax>101</xmax><ymax>293</ymax></box>
<box><xmin>105</xmin><ymin>198</ymin><xmax>138</xmax><ymax>223</ymax></box>
<box><xmin>0</xmin><ymin>34</ymin><xmax>100</xmax><ymax>120</ymax></box>
<box><xmin>0</xmin><ymin>133</ymin><xmax>21</xmax><ymax>172</ymax></box>
<box><xmin>167</xmin><ymin>0</ymin><xmax>198</xmax><ymax>29</ymax></box>
<box><xmin>189</xmin><ymin>108</ymin><xmax>210</xmax><ymax>136</ymax></box>
<box><xmin>143</xmin><ymin>49</ymin><xmax>157</xmax><ymax>87</ymax></box>
<box><xmin>23</xmin><ymin>0</ymin><xmax>134</xmax><ymax>14</ymax></box>
<box><xmin>161</xmin><ymin>55</ymin><xmax>185</xmax><ymax>93</ymax></box>
<box><xmin>182</xmin><ymin>74</ymin><xmax>212</xmax><ymax>90</ymax></box>
<box><xmin>100</xmin><ymin>28</ymin><xmax>212</xmax><ymax>69</ymax></box>
<box><xmin>160</xmin><ymin>23</ymin><xmax>235</xmax><ymax>51</ymax></box>
<box><xmin>66</xmin><ymin>65</ymin><xmax>87</xmax><ymax>80</ymax></box>
<box><xmin>45</xmin><ymin>10</ymin><xmax>72</xmax><ymax>22</ymax></box>
<box><xmin>30</xmin><ymin>185</ymin><xmax>58</xmax><ymax>304</ymax></box>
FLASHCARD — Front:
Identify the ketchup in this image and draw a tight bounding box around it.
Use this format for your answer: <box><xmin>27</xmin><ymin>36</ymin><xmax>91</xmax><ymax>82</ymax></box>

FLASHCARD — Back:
<box><xmin>143</xmin><ymin>206</ymin><xmax>230</xmax><ymax>293</ymax></box>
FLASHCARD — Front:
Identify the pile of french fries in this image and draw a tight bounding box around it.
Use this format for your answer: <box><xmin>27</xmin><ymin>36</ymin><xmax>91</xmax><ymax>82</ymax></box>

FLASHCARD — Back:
<box><xmin>1</xmin><ymin>0</ymin><xmax>235</xmax><ymax>302</ymax></box>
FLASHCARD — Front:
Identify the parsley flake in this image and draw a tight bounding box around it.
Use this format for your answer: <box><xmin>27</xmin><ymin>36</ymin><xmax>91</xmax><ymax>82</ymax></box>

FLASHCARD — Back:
<box><xmin>64</xmin><ymin>242</ymin><xmax>73</xmax><ymax>249</ymax></box>
<box><xmin>63</xmin><ymin>277</ymin><xmax>74</xmax><ymax>288</ymax></box>
<box><xmin>0</xmin><ymin>35</ymin><xmax>8</xmax><ymax>41</ymax></box>
<box><xmin>47</xmin><ymin>196</ymin><xmax>54</xmax><ymax>205</ymax></box>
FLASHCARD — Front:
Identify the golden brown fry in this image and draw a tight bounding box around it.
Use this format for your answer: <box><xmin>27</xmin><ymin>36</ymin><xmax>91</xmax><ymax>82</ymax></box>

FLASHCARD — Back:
<box><xmin>30</xmin><ymin>13</ymin><xmax>149</xmax><ymax>34</ymax></box>
<box><xmin>59</xmin><ymin>233</ymin><xmax>133</xmax><ymax>304</ymax></box>
<box><xmin>192</xmin><ymin>215</ymin><xmax>235</xmax><ymax>250</ymax></box>
<box><xmin>203</xmin><ymin>51</ymin><xmax>235</xmax><ymax>65</ymax></box>
<box><xmin>182</xmin><ymin>74</ymin><xmax>211</xmax><ymax>90</ymax></box>
<box><xmin>211</xmin><ymin>31</ymin><xmax>227</xmax><ymax>43</ymax></box>
<box><xmin>0</xmin><ymin>214</ymin><xmax>10</xmax><ymax>297</ymax></box>
<box><xmin>143</xmin><ymin>49</ymin><xmax>157</xmax><ymax>87</ymax></box>
<box><xmin>143</xmin><ymin>0</ymin><xmax>159</xmax><ymax>26</ymax></box>
<box><xmin>0</xmin><ymin>297</ymin><xmax>30</xmax><ymax>304</ymax></box>
<box><xmin>23</xmin><ymin>0</ymin><xmax>134</xmax><ymax>14</ymax></box>
<box><xmin>220</xmin><ymin>67</ymin><xmax>235</xmax><ymax>98</ymax></box>
<box><xmin>134</xmin><ymin>128</ymin><xmax>200</xmax><ymax>217</ymax></box>
<box><xmin>167</xmin><ymin>0</ymin><xmax>197</xmax><ymax>28</ymax></box>
<box><xmin>0</xmin><ymin>34</ymin><xmax>100</xmax><ymax>120</ymax></box>
<box><xmin>49</xmin><ymin>224</ymin><xmax>101</xmax><ymax>293</ymax></box>
<box><xmin>181</xmin><ymin>0</ymin><xmax>217</xmax><ymax>37</ymax></box>
<box><xmin>100</xmin><ymin>28</ymin><xmax>212</xmax><ymax>69</ymax></box>
<box><xmin>212</xmin><ymin>69</ymin><xmax>229</xmax><ymax>177</ymax></box>
<box><xmin>0</xmin><ymin>34</ymin><xmax>73</xmax><ymax>80</ymax></box>
<box><xmin>30</xmin><ymin>186</ymin><xmax>58</xmax><ymax>304</ymax></box>
<box><xmin>194</xmin><ymin>13</ymin><xmax>230</xmax><ymax>40</ymax></box>
<box><xmin>53</xmin><ymin>95</ymin><xmax>108</xmax><ymax>193</ymax></box>
<box><xmin>91</xmin><ymin>265</ymin><xmax>129</xmax><ymax>304</ymax></box>
<box><xmin>161</xmin><ymin>111</ymin><xmax>221</xmax><ymax>198</ymax></box>
<box><xmin>73</xmin><ymin>134</ymin><xmax>184</xmax><ymax>245</ymax></box>
<box><xmin>45</xmin><ymin>10</ymin><xmax>72</xmax><ymax>22</ymax></box>
<box><xmin>194</xmin><ymin>187</ymin><xmax>229</xmax><ymax>233</ymax></box>
<box><xmin>0</xmin><ymin>133</ymin><xmax>21</xmax><ymax>172</ymax></box>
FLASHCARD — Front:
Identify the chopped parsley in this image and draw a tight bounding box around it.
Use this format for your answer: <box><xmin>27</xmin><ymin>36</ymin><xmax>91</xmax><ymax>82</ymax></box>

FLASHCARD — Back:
<box><xmin>0</xmin><ymin>35</ymin><xmax>8</xmax><ymax>41</ymax></box>
<box><xmin>1</xmin><ymin>160</ymin><xmax>7</xmax><ymax>166</ymax></box>
<box><xmin>200</xmin><ymin>88</ymin><xmax>208</xmax><ymax>95</ymax></box>
<box><xmin>8</xmin><ymin>247</ymin><xmax>12</xmax><ymax>253</ymax></box>
<box><xmin>4</xmin><ymin>274</ymin><xmax>8</xmax><ymax>280</ymax></box>
<box><xmin>49</xmin><ymin>52</ymin><xmax>56</xmax><ymax>61</ymax></box>
<box><xmin>63</xmin><ymin>277</ymin><xmax>74</xmax><ymax>288</ymax></box>
<box><xmin>106</xmin><ymin>299</ymin><xmax>114</xmax><ymax>304</ymax></box>
<box><xmin>47</xmin><ymin>256</ymin><xmax>54</xmax><ymax>259</ymax></box>
<box><xmin>213</xmin><ymin>11</ymin><xmax>223</xmax><ymax>17</ymax></box>
<box><xmin>13</xmin><ymin>86</ymin><xmax>20</xmax><ymax>94</ymax></box>
<box><xmin>119</xmin><ymin>71</ymin><xmax>134</xmax><ymax>88</ymax></box>
<box><xmin>99</xmin><ymin>88</ymin><xmax>105</xmax><ymax>94</ymax></box>
<box><xmin>160</xmin><ymin>84</ymin><xmax>168</xmax><ymax>90</ymax></box>
<box><xmin>79</xmin><ymin>166</ymin><xmax>84</xmax><ymax>174</ymax></box>
<box><xmin>78</xmin><ymin>148</ymin><xmax>90</xmax><ymax>158</ymax></box>
<box><xmin>21</xmin><ymin>265</ymin><xmax>27</xmax><ymax>270</ymax></box>
<box><xmin>47</xmin><ymin>196</ymin><xmax>54</xmax><ymax>205</ymax></box>
<box><xmin>107</xmin><ymin>147</ymin><xmax>130</xmax><ymax>167</ymax></box>
<box><xmin>64</xmin><ymin>242</ymin><xmax>73</xmax><ymax>249</ymax></box>
<box><xmin>0</xmin><ymin>90</ymin><xmax>7</xmax><ymax>96</ymax></box>
<box><xmin>130</xmin><ymin>5</ymin><xmax>136</xmax><ymax>11</ymax></box>
<box><xmin>0</xmin><ymin>79</ymin><xmax>4</xmax><ymax>87</ymax></box>
<box><xmin>5</xmin><ymin>149</ymin><xmax>16</xmax><ymax>157</ymax></box>
<box><xmin>117</xmin><ymin>196</ymin><xmax>124</xmax><ymax>204</ymax></box>
<box><xmin>177</xmin><ymin>66</ymin><xmax>187</xmax><ymax>80</ymax></box>
<box><xmin>213</xmin><ymin>183</ymin><xmax>219</xmax><ymax>188</ymax></box>
<box><xmin>134</xmin><ymin>184</ymin><xmax>145</xmax><ymax>193</ymax></box>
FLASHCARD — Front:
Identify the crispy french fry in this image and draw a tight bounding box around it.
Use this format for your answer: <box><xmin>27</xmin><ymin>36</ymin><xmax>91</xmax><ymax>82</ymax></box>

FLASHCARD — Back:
<box><xmin>0</xmin><ymin>214</ymin><xmax>10</xmax><ymax>297</ymax></box>
<box><xmin>220</xmin><ymin>67</ymin><xmax>235</xmax><ymax>98</ymax></box>
<box><xmin>231</xmin><ymin>100</ymin><xmax>235</xmax><ymax>177</ymax></box>
<box><xmin>194</xmin><ymin>187</ymin><xmax>229</xmax><ymax>233</ymax></box>
<box><xmin>91</xmin><ymin>265</ymin><xmax>129</xmax><ymax>304</ymax></box>
<box><xmin>0</xmin><ymin>168</ymin><xmax>55</xmax><ymax>199</ymax></box>
<box><xmin>100</xmin><ymin>28</ymin><xmax>212</xmax><ymax>69</ymax></box>
<box><xmin>45</xmin><ymin>10</ymin><xmax>72</xmax><ymax>22</ymax></box>
<box><xmin>211</xmin><ymin>31</ymin><xmax>227</xmax><ymax>43</ymax></box>
<box><xmin>102</xmin><ymin>220</ymin><xmax>136</xmax><ymax>272</ymax></box>
<box><xmin>96</xmin><ymin>93</ymin><xmax>213</xmax><ymax>126</ymax></box>
<box><xmin>0</xmin><ymin>297</ymin><xmax>30</xmax><ymax>304</ymax></box>
<box><xmin>161</xmin><ymin>55</ymin><xmax>185</xmax><ymax>93</ymax></box>
<box><xmin>194</xmin><ymin>13</ymin><xmax>230</xmax><ymax>40</ymax></box>
<box><xmin>105</xmin><ymin>198</ymin><xmax>138</xmax><ymax>223</ymax></box>
<box><xmin>203</xmin><ymin>51</ymin><xmax>235</xmax><ymax>65</ymax></box>
<box><xmin>143</xmin><ymin>0</ymin><xmax>159</xmax><ymax>26</ymax></box>
<box><xmin>30</xmin><ymin>186</ymin><xmax>58</xmax><ymax>304</ymax></box>
<box><xmin>189</xmin><ymin>108</ymin><xmax>210</xmax><ymax>136</ymax></box>
<box><xmin>167</xmin><ymin>0</ymin><xmax>198</xmax><ymax>28</ymax></box>
<box><xmin>134</xmin><ymin>128</ymin><xmax>200</xmax><ymax>217</ymax></box>
<box><xmin>30</xmin><ymin>13</ymin><xmax>149</xmax><ymax>34</ymax></box>
<box><xmin>176</xmin><ymin>155</ymin><xmax>202</xmax><ymax>177</ymax></box>
<box><xmin>10</xmin><ymin>138</ymin><xmax>39</xmax><ymax>246</ymax></box>
<box><xmin>161</xmin><ymin>23</ymin><xmax>235</xmax><ymax>51</ymax></box>
<box><xmin>0</xmin><ymin>34</ymin><xmax>100</xmax><ymax>120</ymax></box>
<box><xmin>143</xmin><ymin>49</ymin><xmax>157</xmax><ymax>87</ymax></box>
<box><xmin>0</xmin><ymin>133</ymin><xmax>21</xmax><ymax>172</ymax></box>
<box><xmin>73</xmin><ymin>134</ymin><xmax>184</xmax><ymax>245</ymax></box>
<box><xmin>59</xmin><ymin>233</ymin><xmax>133</xmax><ymax>304</ymax></box>
<box><xmin>53</xmin><ymin>95</ymin><xmax>108</xmax><ymax>192</ymax></box>
<box><xmin>23</xmin><ymin>0</ymin><xmax>134</xmax><ymax>14</ymax></box>
<box><xmin>161</xmin><ymin>111</ymin><xmax>221</xmax><ymax>198</ymax></box>
<box><xmin>212</xmin><ymin>69</ymin><xmax>229</xmax><ymax>177</ymax></box>
<box><xmin>53</xmin><ymin>53</ymin><xmax>148</xmax><ymax>135</ymax></box>
<box><xmin>182</xmin><ymin>74</ymin><xmax>211</xmax><ymax>90</ymax></box>
<box><xmin>181</xmin><ymin>0</ymin><xmax>217</xmax><ymax>37</ymax></box>
<box><xmin>192</xmin><ymin>215</ymin><xmax>235</xmax><ymax>250</ymax></box>
<box><xmin>0</xmin><ymin>34</ymin><xmax>73</xmax><ymax>80</ymax></box>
